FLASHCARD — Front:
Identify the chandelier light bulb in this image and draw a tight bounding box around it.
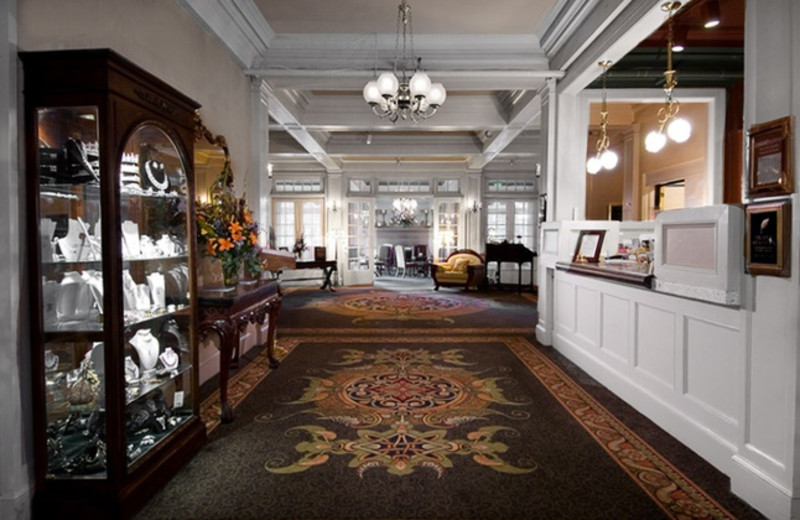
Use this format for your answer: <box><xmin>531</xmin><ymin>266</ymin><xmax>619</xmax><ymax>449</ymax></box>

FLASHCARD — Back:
<box><xmin>427</xmin><ymin>83</ymin><xmax>446</xmax><ymax>106</ymax></box>
<box><xmin>409</xmin><ymin>71</ymin><xmax>432</xmax><ymax>98</ymax></box>
<box><xmin>377</xmin><ymin>72</ymin><xmax>400</xmax><ymax>97</ymax></box>
<box><xmin>362</xmin><ymin>81</ymin><xmax>382</xmax><ymax>104</ymax></box>
<box><xmin>600</xmin><ymin>149</ymin><xmax>619</xmax><ymax>170</ymax></box>
<box><xmin>586</xmin><ymin>156</ymin><xmax>602</xmax><ymax>174</ymax></box>
<box><xmin>645</xmin><ymin>130</ymin><xmax>667</xmax><ymax>153</ymax></box>
<box><xmin>667</xmin><ymin>117</ymin><xmax>692</xmax><ymax>143</ymax></box>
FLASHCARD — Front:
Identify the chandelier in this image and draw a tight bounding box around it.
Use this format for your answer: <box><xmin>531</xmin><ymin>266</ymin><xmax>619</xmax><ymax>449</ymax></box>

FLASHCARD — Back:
<box><xmin>586</xmin><ymin>60</ymin><xmax>618</xmax><ymax>174</ymax></box>
<box><xmin>392</xmin><ymin>197</ymin><xmax>418</xmax><ymax>226</ymax></box>
<box><xmin>645</xmin><ymin>1</ymin><xmax>692</xmax><ymax>153</ymax></box>
<box><xmin>362</xmin><ymin>0</ymin><xmax>446</xmax><ymax>123</ymax></box>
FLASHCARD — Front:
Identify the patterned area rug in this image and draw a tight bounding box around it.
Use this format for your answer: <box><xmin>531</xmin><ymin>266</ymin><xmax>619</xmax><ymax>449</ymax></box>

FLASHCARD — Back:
<box><xmin>279</xmin><ymin>287</ymin><xmax>538</xmax><ymax>334</ymax></box>
<box><xmin>150</xmin><ymin>335</ymin><xmax>736</xmax><ymax>520</ymax></box>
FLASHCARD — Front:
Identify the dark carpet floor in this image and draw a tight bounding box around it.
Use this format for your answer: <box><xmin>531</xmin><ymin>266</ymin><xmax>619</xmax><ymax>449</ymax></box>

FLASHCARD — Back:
<box><xmin>134</xmin><ymin>282</ymin><xmax>766</xmax><ymax>520</ymax></box>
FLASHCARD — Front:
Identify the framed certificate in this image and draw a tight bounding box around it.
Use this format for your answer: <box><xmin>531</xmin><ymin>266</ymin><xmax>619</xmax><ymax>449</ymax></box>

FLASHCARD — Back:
<box><xmin>748</xmin><ymin>116</ymin><xmax>793</xmax><ymax>198</ymax></box>
<box><xmin>572</xmin><ymin>230</ymin><xmax>606</xmax><ymax>263</ymax></box>
<box><xmin>745</xmin><ymin>200</ymin><xmax>791</xmax><ymax>277</ymax></box>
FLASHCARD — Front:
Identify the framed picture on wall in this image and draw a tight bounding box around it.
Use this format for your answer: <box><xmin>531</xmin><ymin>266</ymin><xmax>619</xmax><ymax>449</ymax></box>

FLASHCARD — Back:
<box><xmin>745</xmin><ymin>200</ymin><xmax>791</xmax><ymax>277</ymax></box>
<box><xmin>748</xmin><ymin>116</ymin><xmax>793</xmax><ymax>198</ymax></box>
<box><xmin>572</xmin><ymin>230</ymin><xmax>606</xmax><ymax>263</ymax></box>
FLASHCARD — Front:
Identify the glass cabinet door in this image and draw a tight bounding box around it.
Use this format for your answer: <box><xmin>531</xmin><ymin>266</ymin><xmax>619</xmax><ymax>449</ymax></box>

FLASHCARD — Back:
<box><xmin>37</xmin><ymin>106</ymin><xmax>106</xmax><ymax>477</ymax></box>
<box><xmin>119</xmin><ymin>125</ymin><xmax>194</xmax><ymax>466</ymax></box>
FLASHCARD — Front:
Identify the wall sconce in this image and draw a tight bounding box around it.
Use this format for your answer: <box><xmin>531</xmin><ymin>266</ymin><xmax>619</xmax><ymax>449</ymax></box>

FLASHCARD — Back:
<box><xmin>470</xmin><ymin>200</ymin><xmax>482</xmax><ymax>213</ymax></box>
<box><xmin>327</xmin><ymin>199</ymin><xmax>339</xmax><ymax>212</ymax></box>
<box><xmin>267</xmin><ymin>162</ymin><xmax>274</xmax><ymax>178</ymax></box>
<box><xmin>644</xmin><ymin>2</ymin><xmax>692</xmax><ymax>154</ymax></box>
<box><xmin>586</xmin><ymin>60</ymin><xmax>618</xmax><ymax>174</ymax></box>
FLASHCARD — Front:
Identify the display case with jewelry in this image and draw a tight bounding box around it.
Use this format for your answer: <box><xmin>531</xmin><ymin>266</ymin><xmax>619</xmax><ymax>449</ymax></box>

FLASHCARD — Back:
<box><xmin>23</xmin><ymin>49</ymin><xmax>205</xmax><ymax>517</ymax></box>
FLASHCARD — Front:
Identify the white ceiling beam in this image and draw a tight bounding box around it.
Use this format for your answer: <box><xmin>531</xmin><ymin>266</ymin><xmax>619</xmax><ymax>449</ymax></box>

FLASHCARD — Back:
<box><xmin>264</xmin><ymin>85</ymin><xmax>342</xmax><ymax>172</ymax></box>
<box><xmin>468</xmin><ymin>91</ymin><xmax>543</xmax><ymax>170</ymax></box>
<box><xmin>174</xmin><ymin>0</ymin><xmax>274</xmax><ymax>68</ymax></box>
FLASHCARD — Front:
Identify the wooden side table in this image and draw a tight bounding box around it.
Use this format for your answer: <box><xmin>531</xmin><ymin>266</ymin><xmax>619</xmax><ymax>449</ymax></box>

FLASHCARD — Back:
<box><xmin>198</xmin><ymin>279</ymin><xmax>281</xmax><ymax>422</ymax></box>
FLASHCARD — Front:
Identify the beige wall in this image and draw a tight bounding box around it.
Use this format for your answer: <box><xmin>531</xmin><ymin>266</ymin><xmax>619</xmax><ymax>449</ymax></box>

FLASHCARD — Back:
<box><xmin>18</xmin><ymin>0</ymin><xmax>253</xmax><ymax>196</ymax></box>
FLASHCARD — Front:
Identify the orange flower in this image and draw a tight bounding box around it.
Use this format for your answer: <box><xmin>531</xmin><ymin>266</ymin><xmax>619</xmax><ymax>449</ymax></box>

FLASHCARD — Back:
<box><xmin>206</xmin><ymin>240</ymin><xmax>217</xmax><ymax>255</ymax></box>
<box><xmin>249</xmin><ymin>233</ymin><xmax>258</xmax><ymax>245</ymax></box>
<box><xmin>229</xmin><ymin>221</ymin><xmax>243</xmax><ymax>235</ymax></box>
<box><xmin>217</xmin><ymin>238</ymin><xmax>235</xmax><ymax>252</ymax></box>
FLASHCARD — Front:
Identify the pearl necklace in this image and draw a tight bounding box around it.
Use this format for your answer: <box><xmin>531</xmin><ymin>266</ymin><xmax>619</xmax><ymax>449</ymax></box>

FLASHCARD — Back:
<box><xmin>144</xmin><ymin>160</ymin><xmax>169</xmax><ymax>192</ymax></box>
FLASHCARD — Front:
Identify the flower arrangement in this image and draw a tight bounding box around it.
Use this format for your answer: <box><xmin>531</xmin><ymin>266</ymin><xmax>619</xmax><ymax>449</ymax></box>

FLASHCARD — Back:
<box><xmin>292</xmin><ymin>234</ymin><xmax>307</xmax><ymax>258</ymax></box>
<box><xmin>196</xmin><ymin>161</ymin><xmax>262</xmax><ymax>284</ymax></box>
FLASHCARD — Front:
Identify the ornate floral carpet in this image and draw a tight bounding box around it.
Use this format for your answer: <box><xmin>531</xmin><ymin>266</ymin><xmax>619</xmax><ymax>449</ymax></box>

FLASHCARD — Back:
<box><xmin>136</xmin><ymin>289</ymin><xmax>764</xmax><ymax>520</ymax></box>
<box><xmin>278</xmin><ymin>287</ymin><xmax>538</xmax><ymax>334</ymax></box>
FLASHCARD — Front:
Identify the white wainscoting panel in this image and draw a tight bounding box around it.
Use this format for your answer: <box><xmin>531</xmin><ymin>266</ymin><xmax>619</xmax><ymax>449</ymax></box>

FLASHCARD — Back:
<box><xmin>575</xmin><ymin>285</ymin><xmax>600</xmax><ymax>349</ymax></box>
<box><xmin>634</xmin><ymin>303</ymin><xmax>676</xmax><ymax>390</ymax></box>
<box><xmin>600</xmin><ymin>293</ymin><xmax>630</xmax><ymax>363</ymax></box>
<box><xmin>684</xmin><ymin>316</ymin><xmax>741</xmax><ymax>428</ymax></box>
<box><xmin>555</xmin><ymin>279</ymin><xmax>575</xmax><ymax>333</ymax></box>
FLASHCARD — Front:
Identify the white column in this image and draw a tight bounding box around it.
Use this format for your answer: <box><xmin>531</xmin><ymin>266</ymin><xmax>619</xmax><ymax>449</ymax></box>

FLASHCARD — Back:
<box><xmin>465</xmin><ymin>170</ymin><xmax>483</xmax><ymax>251</ymax></box>
<box><xmin>249</xmin><ymin>77</ymin><xmax>271</xmax><ymax>246</ymax></box>
<box><xmin>729</xmin><ymin>2</ymin><xmax>800</xmax><ymax>519</ymax></box>
<box><xmin>0</xmin><ymin>1</ymin><xmax>33</xmax><ymax>518</ymax></box>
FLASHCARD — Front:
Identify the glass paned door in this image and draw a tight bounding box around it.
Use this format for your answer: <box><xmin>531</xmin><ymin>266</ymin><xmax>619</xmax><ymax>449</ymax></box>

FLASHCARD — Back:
<box><xmin>344</xmin><ymin>199</ymin><xmax>373</xmax><ymax>286</ymax></box>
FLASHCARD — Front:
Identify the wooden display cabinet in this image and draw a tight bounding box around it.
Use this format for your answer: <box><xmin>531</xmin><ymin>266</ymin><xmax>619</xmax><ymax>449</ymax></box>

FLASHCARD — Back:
<box><xmin>21</xmin><ymin>49</ymin><xmax>206</xmax><ymax>519</ymax></box>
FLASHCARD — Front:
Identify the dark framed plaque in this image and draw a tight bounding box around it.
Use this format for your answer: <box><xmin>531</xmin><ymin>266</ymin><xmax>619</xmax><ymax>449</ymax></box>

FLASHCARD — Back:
<box><xmin>572</xmin><ymin>230</ymin><xmax>606</xmax><ymax>263</ymax></box>
<box><xmin>748</xmin><ymin>116</ymin><xmax>793</xmax><ymax>198</ymax></box>
<box><xmin>746</xmin><ymin>200</ymin><xmax>791</xmax><ymax>277</ymax></box>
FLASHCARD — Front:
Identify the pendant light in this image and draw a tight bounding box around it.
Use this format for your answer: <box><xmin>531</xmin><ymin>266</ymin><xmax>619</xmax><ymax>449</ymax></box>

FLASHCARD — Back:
<box><xmin>645</xmin><ymin>2</ymin><xmax>692</xmax><ymax>153</ymax></box>
<box><xmin>587</xmin><ymin>60</ymin><xmax>618</xmax><ymax>174</ymax></box>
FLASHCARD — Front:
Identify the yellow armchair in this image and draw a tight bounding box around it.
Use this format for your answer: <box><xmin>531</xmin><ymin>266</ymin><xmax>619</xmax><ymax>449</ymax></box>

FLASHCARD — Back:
<box><xmin>432</xmin><ymin>249</ymin><xmax>486</xmax><ymax>291</ymax></box>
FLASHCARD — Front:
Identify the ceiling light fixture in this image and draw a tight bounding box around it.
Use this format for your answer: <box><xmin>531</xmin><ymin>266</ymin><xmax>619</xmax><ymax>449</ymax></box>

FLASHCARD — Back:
<box><xmin>644</xmin><ymin>2</ymin><xmax>692</xmax><ymax>153</ymax></box>
<box><xmin>362</xmin><ymin>0</ymin><xmax>446</xmax><ymax>123</ymax></box>
<box><xmin>586</xmin><ymin>60</ymin><xmax>618</xmax><ymax>174</ymax></box>
<box><xmin>701</xmin><ymin>0</ymin><xmax>721</xmax><ymax>28</ymax></box>
<box><xmin>671</xmin><ymin>25</ymin><xmax>688</xmax><ymax>52</ymax></box>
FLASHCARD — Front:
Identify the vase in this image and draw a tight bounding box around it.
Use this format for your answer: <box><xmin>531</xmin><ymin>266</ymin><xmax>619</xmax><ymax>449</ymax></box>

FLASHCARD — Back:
<box><xmin>222</xmin><ymin>262</ymin><xmax>241</xmax><ymax>287</ymax></box>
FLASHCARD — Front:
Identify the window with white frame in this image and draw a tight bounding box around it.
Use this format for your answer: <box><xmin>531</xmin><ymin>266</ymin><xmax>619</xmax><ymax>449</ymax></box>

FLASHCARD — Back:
<box><xmin>348</xmin><ymin>178</ymin><xmax>371</xmax><ymax>194</ymax></box>
<box><xmin>377</xmin><ymin>180</ymin><xmax>431</xmax><ymax>193</ymax></box>
<box><xmin>486</xmin><ymin>179</ymin><xmax>535</xmax><ymax>193</ymax></box>
<box><xmin>272</xmin><ymin>198</ymin><xmax>324</xmax><ymax>260</ymax></box>
<box><xmin>436</xmin><ymin>179</ymin><xmax>460</xmax><ymax>193</ymax></box>
<box><xmin>486</xmin><ymin>201</ymin><xmax>508</xmax><ymax>244</ymax></box>
<box><xmin>485</xmin><ymin>199</ymin><xmax>535</xmax><ymax>250</ymax></box>
<box><xmin>274</xmin><ymin>178</ymin><xmax>323</xmax><ymax>193</ymax></box>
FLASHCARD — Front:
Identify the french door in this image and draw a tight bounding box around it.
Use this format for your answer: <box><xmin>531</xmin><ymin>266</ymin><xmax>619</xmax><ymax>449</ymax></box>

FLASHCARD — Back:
<box><xmin>342</xmin><ymin>199</ymin><xmax>374</xmax><ymax>286</ymax></box>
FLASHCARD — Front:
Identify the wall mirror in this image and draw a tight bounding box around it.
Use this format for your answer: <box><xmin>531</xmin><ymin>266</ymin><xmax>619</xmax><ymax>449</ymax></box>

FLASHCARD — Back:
<box><xmin>193</xmin><ymin>114</ymin><xmax>229</xmax><ymax>204</ymax></box>
<box><xmin>580</xmin><ymin>88</ymin><xmax>725</xmax><ymax>222</ymax></box>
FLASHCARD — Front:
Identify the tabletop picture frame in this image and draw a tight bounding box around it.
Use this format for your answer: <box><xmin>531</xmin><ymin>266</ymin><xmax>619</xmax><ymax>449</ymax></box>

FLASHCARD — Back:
<box><xmin>745</xmin><ymin>200</ymin><xmax>791</xmax><ymax>277</ymax></box>
<box><xmin>748</xmin><ymin>116</ymin><xmax>793</xmax><ymax>198</ymax></box>
<box><xmin>572</xmin><ymin>230</ymin><xmax>606</xmax><ymax>263</ymax></box>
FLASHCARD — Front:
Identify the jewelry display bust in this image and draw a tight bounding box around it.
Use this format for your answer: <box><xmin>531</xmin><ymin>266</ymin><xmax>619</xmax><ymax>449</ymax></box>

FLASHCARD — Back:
<box><xmin>129</xmin><ymin>329</ymin><xmax>160</xmax><ymax>374</ymax></box>
<box><xmin>159</xmin><ymin>347</ymin><xmax>179</xmax><ymax>371</ymax></box>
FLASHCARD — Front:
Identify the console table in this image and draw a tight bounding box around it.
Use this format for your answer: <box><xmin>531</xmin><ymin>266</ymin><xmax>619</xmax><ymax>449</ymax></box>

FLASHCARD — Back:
<box><xmin>284</xmin><ymin>260</ymin><xmax>338</xmax><ymax>291</ymax></box>
<box><xmin>198</xmin><ymin>279</ymin><xmax>281</xmax><ymax>422</ymax></box>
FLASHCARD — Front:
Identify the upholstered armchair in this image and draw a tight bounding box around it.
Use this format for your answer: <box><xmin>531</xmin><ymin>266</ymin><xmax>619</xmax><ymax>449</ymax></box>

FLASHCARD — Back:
<box><xmin>432</xmin><ymin>249</ymin><xmax>486</xmax><ymax>291</ymax></box>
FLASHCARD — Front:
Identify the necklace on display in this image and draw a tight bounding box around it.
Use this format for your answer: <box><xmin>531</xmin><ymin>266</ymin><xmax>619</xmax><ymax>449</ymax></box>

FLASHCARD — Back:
<box><xmin>144</xmin><ymin>160</ymin><xmax>169</xmax><ymax>192</ymax></box>
<box><xmin>159</xmin><ymin>347</ymin><xmax>179</xmax><ymax>370</ymax></box>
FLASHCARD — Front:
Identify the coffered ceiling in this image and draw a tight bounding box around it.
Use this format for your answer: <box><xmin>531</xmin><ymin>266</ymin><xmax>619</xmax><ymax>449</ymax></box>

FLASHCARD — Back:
<box><xmin>178</xmin><ymin>0</ymin><xmax>744</xmax><ymax>176</ymax></box>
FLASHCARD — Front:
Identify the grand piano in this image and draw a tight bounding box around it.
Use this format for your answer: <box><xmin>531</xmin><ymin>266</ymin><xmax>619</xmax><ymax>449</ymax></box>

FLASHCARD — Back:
<box><xmin>485</xmin><ymin>241</ymin><xmax>537</xmax><ymax>293</ymax></box>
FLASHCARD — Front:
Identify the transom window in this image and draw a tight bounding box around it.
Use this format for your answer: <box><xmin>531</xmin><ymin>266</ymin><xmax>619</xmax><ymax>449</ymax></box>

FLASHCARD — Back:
<box><xmin>274</xmin><ymin>178</ymin><xmax>323</xmax><ymax>193</ymax></box>
<box><xmin>486</xmin><ymin>179</ymin><xmax>535</xmax><ymax>193</ymax></box>
<box><xmin>377</xmin><ymin>180</ymin><xmax>431</xmax><ymax>193</ymax></box>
